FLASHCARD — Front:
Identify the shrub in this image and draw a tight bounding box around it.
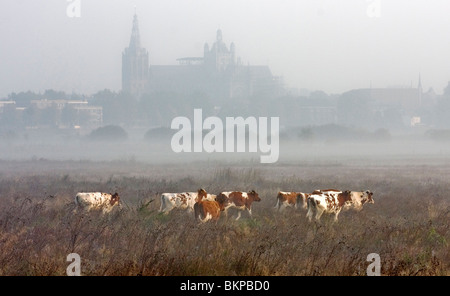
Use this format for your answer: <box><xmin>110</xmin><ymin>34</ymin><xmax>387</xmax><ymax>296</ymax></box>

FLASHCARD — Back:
<box><xmin>88</xmin><ymin>125</ymin><xmax>128</xmax><ymax>142</ymax></box>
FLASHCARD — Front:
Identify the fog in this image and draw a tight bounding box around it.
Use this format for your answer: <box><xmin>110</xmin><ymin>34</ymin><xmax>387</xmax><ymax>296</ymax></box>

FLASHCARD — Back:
<box><xmin>2</xmin><ymin>129</ymin><xmax>450</xmax><ymax>168</ymax></box>
<box><xmin>2</xmin><ymin>0</ymin><xmax>450</xmax><ymax>166</ymax></box>
<box><xmin>2</xmin><ymin>1</ymin><xmax>450</xmax><ymax>96</ymax></box>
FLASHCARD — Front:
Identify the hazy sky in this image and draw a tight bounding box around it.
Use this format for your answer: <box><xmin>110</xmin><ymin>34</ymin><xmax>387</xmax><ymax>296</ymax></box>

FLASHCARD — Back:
<box><xmin>2</xmin><ymin>0</ymin><xmax>450</xmax><ymax>98</ymax></box>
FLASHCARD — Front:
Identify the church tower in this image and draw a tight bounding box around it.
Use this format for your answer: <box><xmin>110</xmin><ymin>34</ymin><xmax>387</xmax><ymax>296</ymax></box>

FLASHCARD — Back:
<box><xmin>203</xmin><ymin>29</ymin><xmax>235</xmax><ymax>72</ymax></box>
<box><xmin>122</xmin><ymin>13</ymin><xmax>149</xmax><ymax>96</ymax></box>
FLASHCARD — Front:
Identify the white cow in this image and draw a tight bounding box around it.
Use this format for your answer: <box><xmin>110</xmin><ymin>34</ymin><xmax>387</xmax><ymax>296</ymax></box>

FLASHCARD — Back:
<box><xmin>75</xmin><ymin>192</ymin><xmax>121</xmax><ymax>213</ymax></box>
<box><xmin>306</xmin><ymin>190</ymin><xmax>374</xmax><ymax>222</ymax></box>
<box><xmin>348</xmin><ymin>190</ymin><xmax>374</xmax><ymax>210</ymax></box>
<box><xmin>159</xmin><ymin>190</ymin><xmax>216</xmax><ymax>214</ymax></box>
<box><xmin>306</xmin><ymin>190</ymin><xmax>351</xmax><ymax>222</ymax></box>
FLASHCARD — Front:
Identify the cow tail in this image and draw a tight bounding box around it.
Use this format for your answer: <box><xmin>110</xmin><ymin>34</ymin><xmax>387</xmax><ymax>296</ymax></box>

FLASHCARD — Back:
<box><xmin>274</xmin><ymin>193</ymin><xmax>281</xmax><ymax>210</ymax></box>
<box><xmin>307</xmin><ymin>197</ymin><xmax>317</xmax><ymax>216</ymax></box>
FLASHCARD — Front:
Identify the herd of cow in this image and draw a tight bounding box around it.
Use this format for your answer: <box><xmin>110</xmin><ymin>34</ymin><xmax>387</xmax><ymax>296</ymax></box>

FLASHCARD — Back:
<box><xmin>74</xmin><ymin>187</ymin><xmax>374</xmax><ymax>223</ymax></box>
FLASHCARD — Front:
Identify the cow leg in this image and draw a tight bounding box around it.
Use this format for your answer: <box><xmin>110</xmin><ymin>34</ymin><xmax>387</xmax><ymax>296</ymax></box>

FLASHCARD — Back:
<box><xmin>306</xmin><ymin>208</ymin><xmax>313</xmax><ymax>222</ymax></box>
<box><xmin>235</xmin><ymin>211</ymin><xmax>241</xmax><ymax>221</ymax></box>
<box><xmin>161</xmin><ymin>207</ymin><xmax>172</xmax><ymax>215</ymax></box>
<box><xmin>159</xmin><ymin>197</ymin><xmax>165</xmax><ymax>212</ymax></box>
<box><xmin>334</xmin><ymin>211</ymin><xmax>340</xmax><ymax>222</ymax></box>
<box><xmin>315</xmin><ymin>209</ymin><xmax>324</xmax><ymax>221</ymax></box>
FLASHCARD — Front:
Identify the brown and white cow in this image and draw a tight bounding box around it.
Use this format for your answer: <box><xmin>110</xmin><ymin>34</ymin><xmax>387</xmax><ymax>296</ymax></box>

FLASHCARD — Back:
<box><xmin>217</xmin><ymin>190</ymin><xmax>261</xmax><ymax>220</ymax></box>
<box><xmin>193</xmin><ymin>189</ymin><xmax>228</xmax><ymax>223</ymax></box>
<box><xmin>306</xmin><ymin>190</ymin><xmax>374</xmax><ymax>222</ymax></box>
<box><xmin>159</xmin><ymin>191</ymin><xmax>216</xmax><ymax>214</ymax></box>
<box><xmin>311</xmin><ymin>189</ymin><xmax>342</xmax><ymax>195</ymax></box>
<box><xmin>348</xmin><ymin>190</ymin><xmax>374</xmax><ymax>210</ymax></box>
<box><xmin>306</xmin><ymin>190</ymin><xmax>352</xmax><ymax>222</ymax></box>
<box><xmin>75</xmin><ymin>192</ymin><xmax>121</xmax><ymax>213</ymax></box>
<box><xmin>275</xmin><ymin>191</ymin><xmax>310</xmax><ymax>211</ymax></box>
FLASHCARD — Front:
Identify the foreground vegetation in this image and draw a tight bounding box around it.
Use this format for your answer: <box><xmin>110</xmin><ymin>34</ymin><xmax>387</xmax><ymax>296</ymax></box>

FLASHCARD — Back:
<box><xmin>0</xmin><ymin>161</ymin><xmax>448</xmax><ymax>275</ymax></box>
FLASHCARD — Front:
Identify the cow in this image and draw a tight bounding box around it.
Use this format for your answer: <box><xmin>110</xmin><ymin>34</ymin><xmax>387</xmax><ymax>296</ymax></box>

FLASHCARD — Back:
<box><xmin>348</xmin><ymin>190</ymin><xmax>374</xmax><ymax>210</ymax></box>
<box><xmin>306</xmin><ymin>190</ymin><xmax>374</xmax><ymax>222</ymax></box>
<box><xmin>275</xmin><ymin>191</ymin><xmax>310</xmax><ymax>211</ymax></box>
<box><xmin>217</xmin><ymin>190</ymin><xmax>261</xmax><ymax>220</ymax></box>
<box><xmin>306</xmin><ymin>190</ymin><xmax>352</xmax><ymax>222</ymax></box>
<box><xmin>311</xmin><ymin>189</ymin><xmax>341</xmax><ymax>195</ymax></box>
<box><xmin>75</xmin><ymin>192</ymin><xmax>121</xmax><ymax>213</ymax></box>
<box><xmin>193</xmin><ymin>189</ymin><xmax>228</xmax><ymax>223</ymax></box>
<box><xmin>159</xmin><ymin>191</ymin><xmax>216</xmax><ymax>214</ymax></box>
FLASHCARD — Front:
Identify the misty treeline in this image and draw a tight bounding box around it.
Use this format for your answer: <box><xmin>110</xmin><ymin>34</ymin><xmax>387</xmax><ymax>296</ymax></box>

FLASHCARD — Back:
<box><xmin>3</xmin><ymin>89</ymin><xmax>335</xmax><ymax>128</ymax></box>
<box><xmin>3</xmin><ymin>84</ymin><xmax>450</xmax><ymax>141</ymax></box>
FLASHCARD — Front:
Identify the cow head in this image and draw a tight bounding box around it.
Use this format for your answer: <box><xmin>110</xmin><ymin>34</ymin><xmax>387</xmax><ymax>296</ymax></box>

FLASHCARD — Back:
<box><xmin>248</xmin><ymin>190</ymin><xmax>261</xmax><ymax>202</ymax></box>
<box><xmin>215</xmin><ymin>194</ymin><xmax>229</xmax><ymax>211</ymax></box>
<box><xmin>197</xmin><ymin>188</ymin><xmax>208</xmax><ymax>200</ymax></box>
<box><xmin>362</xmin><ymin>190</ymin><xmax>374</xmax><ymax>204</ymax></box>
<box><xmin>110</xmin><ymin>192</ymin><xmax>120</xmax><ymax>206</ymax></box>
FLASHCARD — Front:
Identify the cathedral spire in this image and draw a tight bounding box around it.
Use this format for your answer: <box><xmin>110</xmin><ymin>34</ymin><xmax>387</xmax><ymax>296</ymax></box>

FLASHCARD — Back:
<box><xmin>122</xmin><ymin>12</ymin><xmax>149</xmax><ymax>96</ymax></box>
<box><xmin>129</xmin><ymin>13</ymin><xmax>141</xmax><ymax>51</ymax></box>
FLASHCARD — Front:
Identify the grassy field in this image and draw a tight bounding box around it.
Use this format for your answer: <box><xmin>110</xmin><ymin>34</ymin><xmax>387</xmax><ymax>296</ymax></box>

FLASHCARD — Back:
<box><xmin>0</xmin><ymin>159</ymin><xmax>448</xmax><ymax>276</ymax></box>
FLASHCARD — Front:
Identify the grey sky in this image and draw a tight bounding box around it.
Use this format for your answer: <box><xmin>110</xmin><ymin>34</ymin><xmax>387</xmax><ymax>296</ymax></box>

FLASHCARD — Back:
<box><xmin>1</xmin><ymin>0</ymin><xmax>450</xmax><ymax>98</ymax></box>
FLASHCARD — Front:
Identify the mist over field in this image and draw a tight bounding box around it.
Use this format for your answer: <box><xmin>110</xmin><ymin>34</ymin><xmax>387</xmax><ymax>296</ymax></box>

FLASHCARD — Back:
<box><xmin>1</xmin><ymin>127</ymin><xmax>450</xmax><ymax>166</ymax></box>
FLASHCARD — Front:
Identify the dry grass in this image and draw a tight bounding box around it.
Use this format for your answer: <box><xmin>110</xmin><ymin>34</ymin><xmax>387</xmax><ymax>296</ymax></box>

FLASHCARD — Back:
<box><xmin>0</xmin><ymin>160</ymin><xmax>448</xmax><ymax>276</ymax></box>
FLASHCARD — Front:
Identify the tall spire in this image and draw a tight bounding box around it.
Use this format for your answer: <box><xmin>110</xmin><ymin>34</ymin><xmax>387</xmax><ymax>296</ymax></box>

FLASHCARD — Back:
<box><xmin>122</xmin><ymin>11</ymin><xmax>149</xmax><ymax>96</ymax></box>
<box><xmin>129</xmin><ymin>12</ymin><xmax>141</xmax><ymax>51</ymax></box>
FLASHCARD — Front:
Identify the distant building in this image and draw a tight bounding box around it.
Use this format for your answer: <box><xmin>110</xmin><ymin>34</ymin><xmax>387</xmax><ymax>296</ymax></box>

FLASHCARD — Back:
<box><xmin>122</xmin><ymin>13</ymin><xmax>149</xmax><ymax>96</ymax></box>
<box><xmin>122</xmin><ymin>14</ymin><xmax>283</xmax><ymax>99</ymax></box>
<box><xmin>72</xmin><ymin>105</ymin><xmax>103</xmax><ymax>128</ymax></box>
<box><xmin>339</xmin><ymin>79</ymin><xmax>424</xmax><ymax>129</ymax></box>
<box><xmin>0</xmin><ymin>101</ymin><xmax>16</xmax><ymax>114</ymax></box>
<box><xmin>341</xmin><ymin>87</ymin><xmax>422</xmax><ymax>113</ymax></box>
<box><xmin>29</xmin><ymin>99</ymin><xmax>102</xmax><ymax>129</ymax></box>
